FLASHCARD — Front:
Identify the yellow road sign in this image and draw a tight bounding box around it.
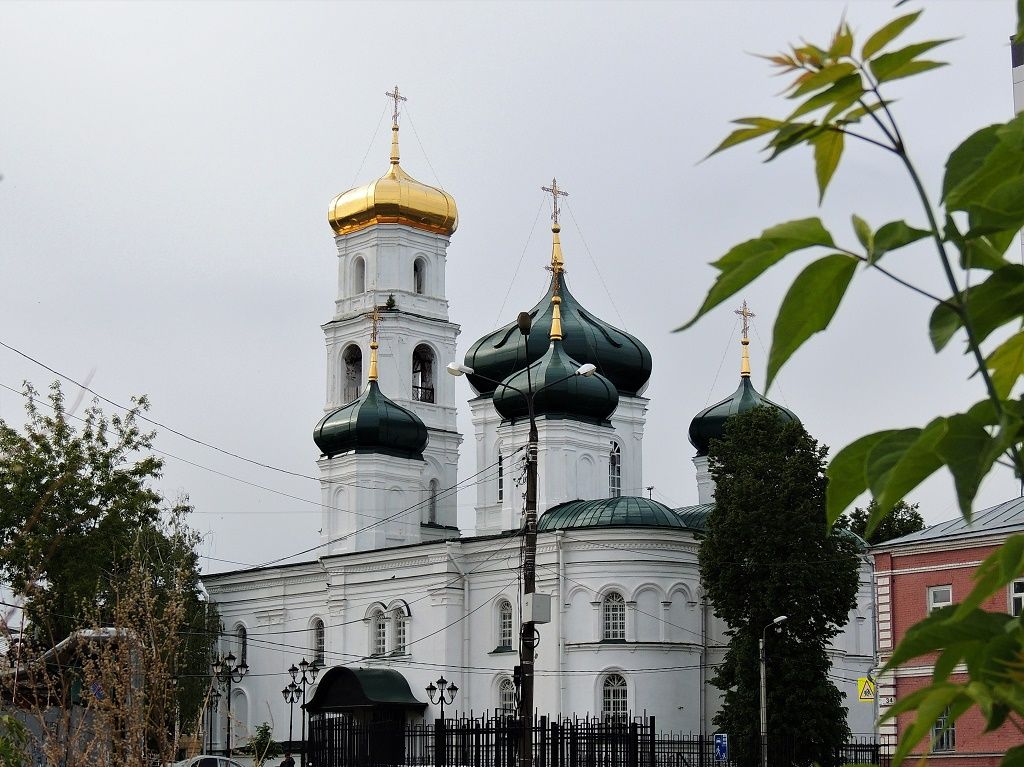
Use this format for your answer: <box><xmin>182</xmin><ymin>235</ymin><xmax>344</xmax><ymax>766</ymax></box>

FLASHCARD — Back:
<box><xmin>857</xmin><ymin>677</ymin><xmax>876</xmax><ymax>702</ymax></box>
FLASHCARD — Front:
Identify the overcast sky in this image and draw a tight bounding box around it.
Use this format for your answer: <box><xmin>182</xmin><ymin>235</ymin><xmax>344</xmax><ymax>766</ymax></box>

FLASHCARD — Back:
<box><xmin>1</xmin><ymin>1</ymin><xmax>1019</xmax><ymax>575</ymax></box>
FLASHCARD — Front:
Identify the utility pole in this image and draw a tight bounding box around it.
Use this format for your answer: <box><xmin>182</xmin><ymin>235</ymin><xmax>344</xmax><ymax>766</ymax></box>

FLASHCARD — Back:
<box><xmin>518</xmin><ymin>310</ymin><xmax>538</xmax><ymax>767</ymax></box>
<box><xmin>760</xmin><ymin>615</ymin><xmax>787</xmax><ymax>767</ymax></box>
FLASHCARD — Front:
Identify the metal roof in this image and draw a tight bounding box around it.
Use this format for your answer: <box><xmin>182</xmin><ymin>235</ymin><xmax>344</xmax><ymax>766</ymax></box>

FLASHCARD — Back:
<box><xmin>538</xmin><ymin>496</ymin><xmax>686</xmax><ymax>531</ymax></box>
<box><xmin>876</xmin><ymin>495</ymin><xmax>1024</xmax><ymax>549</ymax></box>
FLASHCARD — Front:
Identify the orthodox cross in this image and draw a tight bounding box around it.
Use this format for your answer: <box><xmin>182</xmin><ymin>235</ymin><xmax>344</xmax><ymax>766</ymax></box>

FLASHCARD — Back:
<box><xmin>734</xmin><ymin>300</ymin><xmax>755</xmax><ymax>340</ymax></box>
<box><xmin>368</xmin><ymin>305</ymin><xmax>385</xmax><ymax>344</ymax></box>
<box><xmin>385</xmin><ymin>85</ymin><xmax>407</xmax><ymax>126</ymax></box>
<box><xmin>541</xmin><ymin>177</ymin><xmax>569</xmax><ymax>226</ymax></box>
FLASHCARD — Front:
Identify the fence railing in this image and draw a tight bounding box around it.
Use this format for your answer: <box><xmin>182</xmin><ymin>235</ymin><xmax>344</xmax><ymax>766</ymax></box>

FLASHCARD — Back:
<box><xmin>307</xmin><ymin>714</ymin><xmax>893</xmax><ymax>767</ymax></box>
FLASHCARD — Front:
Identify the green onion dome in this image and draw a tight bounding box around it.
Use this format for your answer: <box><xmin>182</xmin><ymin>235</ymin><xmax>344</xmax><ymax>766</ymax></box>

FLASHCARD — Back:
<box><xmin>313</xmin><ymin>380</ymin><xmax>428</xmax><ymax>460</ymax></box>
<box><xmin>687</xmin><ymin>376</ymin><xmax>798</xmax><ymax>457</ymax></box>
<box><xmin>464</xmin><ymin>273</ymin><xmax>652</xmax><ymax>397</ymax></box>
<box><xmin>539</xmin><ymin>496</ymin><xmax>686</xmax><ymax>531</ymax></box>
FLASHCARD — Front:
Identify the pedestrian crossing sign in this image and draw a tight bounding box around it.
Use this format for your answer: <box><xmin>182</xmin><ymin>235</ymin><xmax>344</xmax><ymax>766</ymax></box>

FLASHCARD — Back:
<box><xmin>857</xmin><ymin>677</ymin><xmax>875</xmax><ymax>702</ymax></box>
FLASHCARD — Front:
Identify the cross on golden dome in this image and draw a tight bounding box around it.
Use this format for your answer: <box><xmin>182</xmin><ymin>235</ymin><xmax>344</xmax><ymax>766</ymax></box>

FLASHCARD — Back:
<box><xmin>385</xmin><ymin>85</ymin><xmax>407</xmax><ymax>128</ymax></box>
<box><xmin>541</xmin><ymin>177</ymin><xmax>569</xmax><ymax>226</ymax></box>
<box><xmin>367</xmin><ymin>305</ymin><xmax>386</xmax><ymax>381</ymax></box>
<box><xmin>734</xmin><ymin>300</ymin><xmax>755</xmax><ymax>377</ymax></box>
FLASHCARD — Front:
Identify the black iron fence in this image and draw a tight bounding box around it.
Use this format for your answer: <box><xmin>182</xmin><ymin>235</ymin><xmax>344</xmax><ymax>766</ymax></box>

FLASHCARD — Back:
<box><xmin>307</xmin><ymin>714</ymin><xmax>892</xmax><ymax>767</ymax></box>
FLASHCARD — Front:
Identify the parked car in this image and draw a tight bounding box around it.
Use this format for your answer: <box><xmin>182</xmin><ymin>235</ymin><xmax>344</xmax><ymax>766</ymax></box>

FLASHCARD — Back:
<box><xmin>170</xmin><ymin>757</ymin><xmax>246</xmax><ymax>767</ymax></box>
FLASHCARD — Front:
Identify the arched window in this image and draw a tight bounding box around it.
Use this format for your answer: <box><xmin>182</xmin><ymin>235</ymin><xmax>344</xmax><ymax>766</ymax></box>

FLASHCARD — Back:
<box><xmin>602</xmin><ymin>674</ymin><xmax>628</xmax><ymax>721</ymax></box>
<box><xmin>413</xmin><ymin>258</ymin><xmax>427</xmax><ymax>295</ymax></box>
<box><xmin>391</xmin><ymin>609</ymin><xmax>407</xmax><ymax>654</ymax></box>
<box><xmin>312</xmin><ymin>618</ymin><xmax>325</xmax><ymax>666</ymax></box>
<box><xmin>412</xmin><ymin>345</ymin><xmax>435</xmax><ymax>403</ymax></box>
<box><xmin>426</xmin><ymin>479</ymin><xmax>439</xmax><ymax>525</ymax></box>
<box><xmin>353</xmin><ymin>257</ymin><xmax>366</xmax><ymax>294</ymax></box>
<box><xmin>497</xmin><ymin>453</ymin><xmax>504</xmax><ymax>502</ymax></box>
<box><xmin>498</xmin><ymin>677</ymin><xmax>517</xmax><ymax>716</ymax></box>
<box><xmin>608</xmin><ymin>442</ymin><xmax>622</xmax><ymax>498</ymax></box>
<box><xmin>235</xmin><ymin>625</ymin><xmax>247</xmax><ymax>665</ymax></box>
<box><xmin>602</xmin><ymin>592</ymin><xmax>625</xmax><ymax>641</ymax></box>
<box><xmin>371</xmin><ymin>609</ymin><xmax>387</xmax><ymax>656</ymax></box>
<box><xmin>343</xmin><ymin>345</ymin><xmax>363</xmax><ymax>403</ymax></box>
<box><xmin>497</xmin><ymin>599</ymin><xmax>514</xmax><ymax>651</ymax></box>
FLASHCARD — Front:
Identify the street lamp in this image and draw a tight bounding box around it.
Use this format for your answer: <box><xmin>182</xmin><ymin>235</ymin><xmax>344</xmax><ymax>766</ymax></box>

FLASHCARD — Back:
<box><xmin>282</xmin><ymin>681</ymin><xmax>301</xmax><ymax>754</ymax></box>
<box><xmin>426</xmin><ymin>676</ymin><xmax>459</xmax><ymax>767</ymax></box>
<box><xmin>449</xmin><ymin>326</ymin><xmax>596</xmax><ymax>767</ymax></box>
<box><xmin>211</xmin><ymin>652</ymin><xmax>248</xmax><ymax>757</ymax></box>
<box><xmin>760</xmin><ymin>615</ymin><xmax>788</xmax><ymax>767</ymax></box>
<box><xmin>289</xmin><ymin>658</ymin><xmax>320</xmax><ymax>767</ymax></box>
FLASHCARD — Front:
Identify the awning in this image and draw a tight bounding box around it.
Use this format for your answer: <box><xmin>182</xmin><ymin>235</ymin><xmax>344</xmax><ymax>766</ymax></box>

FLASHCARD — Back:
<box><xmin>305</xmin><ymin>666</ymin><xmax>427</xmax><ymax>713</ymax></box>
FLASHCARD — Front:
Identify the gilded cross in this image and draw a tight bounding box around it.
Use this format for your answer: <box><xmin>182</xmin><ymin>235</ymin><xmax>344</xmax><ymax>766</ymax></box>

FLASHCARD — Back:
<box><xmin>385</xmin><ymin>85</ymin><xmax>407</xmax><ymax>127</ymax></box>
<box><xmin>368</xmin><ymin>305</ymin><xmax>385</xmax><ymax>344</ymax></box>
<box><xmin>541</xmin><ymin>177</ymin><xmax>569</xmax><ymax>226</ymax></box>
<box><xmin>734</xmin><ymin>300</ymin><xmax>755</xmax><ymax>339</ymax></box>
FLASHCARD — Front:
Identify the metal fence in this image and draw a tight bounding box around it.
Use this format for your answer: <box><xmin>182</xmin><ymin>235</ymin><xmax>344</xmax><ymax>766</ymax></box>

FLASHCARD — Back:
<box><xmin>307</xmin><ymin>714</ymin><xmax>892</xmax><ymax>767</ymax></box>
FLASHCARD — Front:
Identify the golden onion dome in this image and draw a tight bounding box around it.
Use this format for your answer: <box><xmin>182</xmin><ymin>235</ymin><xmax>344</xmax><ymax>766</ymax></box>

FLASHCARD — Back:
<box><xmin>328</xmin><ymin>123</ymin><xmax>458</xmax><ymax>237</ymax></box>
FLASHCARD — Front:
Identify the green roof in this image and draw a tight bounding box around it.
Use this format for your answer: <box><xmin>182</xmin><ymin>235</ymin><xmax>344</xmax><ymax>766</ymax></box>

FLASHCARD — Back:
<box><xmin>673</xmin><ymin>503</ymin><xmax>715</xmax><ymax>531</ymax></box>
<box><xmin>538</xmin><ymin>496</ymin><xmax>686</xmax><ymax>531</ymax></box>
<box><xmin>305</xmin><ymin>667</ymin><xmax>427</xmax><ymax>712</ymax></box>
<box><xmin>688</xmin><ymin>377</ymin><xmax>798</xmax><ymax>457</ymax></box>
<box><xmin>313</xmin><ymin>380</ymin><xmax>428</xmax><ymax>460</ymax></box>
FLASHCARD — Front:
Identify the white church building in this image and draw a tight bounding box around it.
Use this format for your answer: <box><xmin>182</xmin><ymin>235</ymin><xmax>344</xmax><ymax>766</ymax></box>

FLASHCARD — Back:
<box><xmin>202</xmin><ymin>97</ymin><xmax>876</xmax><ymax>751</ymax></box>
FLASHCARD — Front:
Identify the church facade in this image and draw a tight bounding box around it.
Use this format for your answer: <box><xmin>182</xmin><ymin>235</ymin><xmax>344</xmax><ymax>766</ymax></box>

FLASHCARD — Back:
<box><xmin>202</xmin><ymin>97</ymin><xmax>876</xmax><ymax>750</ymax></box>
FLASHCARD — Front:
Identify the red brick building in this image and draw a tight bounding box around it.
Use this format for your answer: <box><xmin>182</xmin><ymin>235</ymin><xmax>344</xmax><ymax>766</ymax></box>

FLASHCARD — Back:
<box><xmin>873</xmin><ymin>497</ymin><xmax>1024</xmax><ymax>766</ymax></box>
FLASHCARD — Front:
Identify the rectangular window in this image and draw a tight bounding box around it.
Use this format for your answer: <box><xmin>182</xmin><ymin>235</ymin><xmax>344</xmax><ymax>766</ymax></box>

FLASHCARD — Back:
<box><xmin>1011</xmin><ymin>579</ymin><xmax>1024</xmax><ymax>617</ymax></box>
<box><xmin>393</xmin><ymin>614</ymin><xmax>406</xmax><ymax>654</ymax></box>
<box><xmin>932</xmin><ymin>706</ymin><xmax>955</xmax><ymax>752</ymax></box>
<box><xmin>497</xmin><ymin>454</ymin><xmax>504</xmax><ymax>502</ymax></box>
<box><xmin>928</xmin><ymin>585</ymin><xmax>952</xmax><ymax>614</ymax></box>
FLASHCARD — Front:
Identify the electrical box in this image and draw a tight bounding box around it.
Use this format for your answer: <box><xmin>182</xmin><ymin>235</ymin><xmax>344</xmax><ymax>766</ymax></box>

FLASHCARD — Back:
<box><xmin>523</xmin><ymin>593</ymin><xmax>552</xmax><ymax>624</ymax></box>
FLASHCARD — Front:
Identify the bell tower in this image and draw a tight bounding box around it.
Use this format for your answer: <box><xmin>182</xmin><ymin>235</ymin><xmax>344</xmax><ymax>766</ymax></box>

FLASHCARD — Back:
<box><xmin>319</xmin><ymin>87</ymin><xmax>462</xmax><ymax>537</ymax></box>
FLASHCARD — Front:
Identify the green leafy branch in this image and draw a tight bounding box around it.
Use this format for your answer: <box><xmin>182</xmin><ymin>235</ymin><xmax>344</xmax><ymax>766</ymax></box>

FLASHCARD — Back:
<box><xmin>678</xmin><ymin>9</ymin><xmax>1024</xmax><ymax>765</ymax></box>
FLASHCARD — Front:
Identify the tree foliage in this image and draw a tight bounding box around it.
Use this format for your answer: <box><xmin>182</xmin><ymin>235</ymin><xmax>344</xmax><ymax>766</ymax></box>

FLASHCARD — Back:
<box><xmin>0</xmin><ymin>381</ymin><xmax>218</xmax><ymax>739</ymax></box>
<box><xmin>681</xmin><ymin>9</ymin><xmax>1024</xmax><ymax>765</ymax></box>
<box><xmin>700</xmin><ymin>407</ymin><xmax>860</xmax><ymax>767</ymax></box>
<box><xmin>835</xmin><ymin>499</ymin><xmax>925</xmax><ymax>545</ymax></box>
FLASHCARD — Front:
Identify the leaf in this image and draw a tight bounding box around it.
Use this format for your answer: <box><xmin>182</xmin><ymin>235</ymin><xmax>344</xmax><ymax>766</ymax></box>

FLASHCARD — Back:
<box><xmin>851</xmin><ymin>214</ymin><xmax>873</xmax><ymax>253</ymax></box>
<box><xmin>875</xmin><ymin>59</ymin><xmax>947</xmax><ymax>84</ymax></box>
<box><xmin>788</xmin><ymin>74</ymin><xmax>864</xmax><ymax>120</ymax></box>
<box><xmin>891</xmin><ymin>684</ymin><xmax>963</xmax><ymax>766</ymax></box>
<box><xmin>945</xmin><ymin>115</ymin><xmax>1024</xmax><ymax>235</ymax></box>
<box><xmin>944</xmin><ymin>125</ymin><xmax>1002</xmax><ymax>201</ymax></box>
<box><xmin>861</xmin><ymin>10</ymin><xmax>923</xmax><ymax>59</ymax></box>
<box><xmin>945</xmin><ymin>216</ymin><xmax>1011</xmax><ymax>272</ymax></box>
<box><xmin>705</xmin><ymin>121</ymin><xmax>781</xmax><ymax>159</ymax></box>
<box><xmin>929</xmin><ymin>266</ymin><xmax>1024</xmax><ymax>351</ymax></box>
<box><xmin>929</xmin><ymin>301</ymin><xmax>962</xmax><ymax>352</ymax></box>
<box><xmin>677</xmin><ymin>218</ymin><xmax>835</xmax><ymax>331</ymax></box>
<box><xmin>953</xmin><ymin>534</ymin><xmax>1024</xmax><ymax>618</ymax></box>
<box><xmin>829</xmin><ymin>23</ymin><xmax>853</xmax><ymax>59</ymax></box>
<box><xmin>867</xmin><ymin>421</ymin><xmax>946</xmax><ymax>523</ymax></box>
<box><xmin>871</xmin><ymin>220</ymin><xmax>932</xmax><ymax>263</ymax></box>
<box><xmin>837</xmin><ymin>99</ymin><xmax>890</xmax><ymax>126</ymax></box>
<box><xmin>934</xmin><ymin>412</ymin><xmax>1000</xmax><ymax>517</ymax></box>
<box><xmin>766</xmin><ymin>254</ymin><xmax>857</xmax><ymax>389</ymax></box>
<box><xmin>986</xmin><ymin>331</ymin><xmax>1024</xmax><ymax>399</ymax></box>
<box><xmin>766</xmin><ymin>122</ymin><xmax>825</xmax><ymax>160</ymax></box>
<box><xmin>826</xmin><ymin>431</ymin><xmax>895</xmax><ymax>525</ymax></box>
<box><xmin>885</xmin><ymin>608</ymin><xmax>1012</xmax><ymax>668</ymax></box>
<box><xmin>812</xmin><ymin>129</ymin><xmax>844</xmax><ymax>202</ymax></box>
<box><xmin>790</xmin><ymin>63</ymin><xmax>857</xmax><ymax>98</ymax></box>
<box><xmin>869</xmin><ymin>39</ymin><xmax>953</xmax><ymax>83</ymax></box>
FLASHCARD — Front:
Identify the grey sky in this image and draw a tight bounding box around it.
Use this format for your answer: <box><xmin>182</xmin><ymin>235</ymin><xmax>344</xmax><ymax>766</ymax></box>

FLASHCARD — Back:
<box><xmin>0</xmin><ymin>1</ymin><xmax>1018</xmax><ymax>574</ymax></box>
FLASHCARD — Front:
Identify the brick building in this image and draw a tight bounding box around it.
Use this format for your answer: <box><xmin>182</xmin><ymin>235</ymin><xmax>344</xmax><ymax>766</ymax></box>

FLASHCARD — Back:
<box><xmin>873</xmin><ymin>497</ymin><xmax>1024</xmax><ymax>766</ymax></box>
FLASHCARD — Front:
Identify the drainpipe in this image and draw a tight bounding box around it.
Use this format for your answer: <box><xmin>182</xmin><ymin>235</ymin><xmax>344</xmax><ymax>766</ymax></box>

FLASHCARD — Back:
<box><xmin>447</xmin><ymin>543</ymin><xmax>470</xmax><ymax>707</ymax></box>
<box><xmin>556</xmin><ymin>530</ymin><xmax>566</xmax><ymax>715</ymax></box>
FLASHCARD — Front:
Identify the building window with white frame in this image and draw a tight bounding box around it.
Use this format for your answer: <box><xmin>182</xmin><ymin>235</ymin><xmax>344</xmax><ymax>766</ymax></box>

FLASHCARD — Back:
<box><xmin>1011</xmin><ymin>579</ymin><xmax>1024</xmax><ymax>617</ymax></box>
<box><xmin>343</xmin><ymin>345</ymin><xmax>363</xmax><ymax>403</ymax></box>
<box><xmin>602</xmin><ymin>674</ymin><xmax>628</xmax><ymax>722</ymax></box>
<box><xmin>602</xmin><ymin>591</ymin><xmax>626</xmax><ymax>641</ymax></box>
<box><xmin>353</xmin><ymin>256</ymin><xmax>366</xmax><ymax>294</ymax></box>
<box><xmin>392</xmin><ymin>609</ymin><xmax>407</xmax><ymax>654</ymax></box>
<box><xmin>312</xmin><ymin>618</ymin><xmax>325</xmax><ymax>666</ymax></box>
<box><xmin>412</xmin><ymin>345</ymin><xmax>435</xmax><ymax>403</ymax></box>
<box><xmin>371</xmin><ymin>609</ymin><xmax>387</xmax><ymax>656</ymax></box>
<box><xmin>496</xmin><ymin>599</ymin><xmax>514</xmax><ymax>651</ymax></box>
<box><xmin>497</xmin><ymin>453</ymin><xmax>504</xmax><ymax>502</ymax></box>
<box><xmin>235</xmin><ymin>624</ymin><xmax>247</xmax><ymax>666</ymax></box>
<box><xmin>608</xmin><ymin>442</ymin><xmax>621</xmax><ymax>498</ymax></box>
<box><xmin>928</xmin><ymin>585</ymin><xmax>952</xmax><ymax>614</ymax></box>
<box><xmin>414</xmin><ymin>258</ymin><xmax>427</xmax><ymax>295</ymax></box>
<box><xmin>498</xmin><ymin>677</ymin><xmax>517</xmax><ymax>716</ymax></box>
<box><xmin>426</xmin><ymin>479</ymin><xmax>439</xmax><ymax>525</ymax></box>
<box><xmin>932</xmin><ymin>706</ymin><xmax>955</xmax><ymax>752</ymax></box>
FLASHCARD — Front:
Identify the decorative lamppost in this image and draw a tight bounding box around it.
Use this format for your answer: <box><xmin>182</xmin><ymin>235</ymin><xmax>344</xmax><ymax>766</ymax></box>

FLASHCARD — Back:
<box><xmin>449</xmin><ymin>346</ymin><xmax>596</xmax><ymax>767</ymax></box>
<box><xmin>426</xmin><ymin>676</ymin><xmax>459</xmax><ymax>767</ymax></box>
<box><xmin>206</xmin><ymin>686</ymin><xmax>221</xmax><ymax>754</ymax></box>
<box><xmin>760</xmin><ymin>615</ymin><xmax>788</xmax><ymax>767</ymax></box>
<box><xmin>282</xmin><ymin>681</ymin><xmax>301</xmax><ymax>753</ymax></box>
<box><xmin>211</xmin><ymin>652</ymin><xmax>248</xmax><ymax>757</ymax></box>
<box><xmin>289</xmin><ymin>658</ymin><xmax>320</xmax><ymax>767</ymax></box>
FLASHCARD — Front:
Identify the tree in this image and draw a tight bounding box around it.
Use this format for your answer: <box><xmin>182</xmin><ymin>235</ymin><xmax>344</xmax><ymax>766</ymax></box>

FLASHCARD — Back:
<box><xmin>0</xmin><ymin>381</ymin><xmax>219</xmax><ymax>751</ymax></box>
<box><xmin>680</xmin><ymin>9</ymin><xmax>1024</xmax><ymax>766</ymax></box>
<box><xmin>835</xmin><ymin>500</ymin><xmax>925</xmax><ymax>545</ymax></box>
<box><xmin>246</xmin><ymin>722</ymin><xmax>282</xmax><ymax>767</ymax></box>
<box><xmin>700</xmin><ymin>406</ymin><xmax>860</xmax><ymax>767</ymax></box>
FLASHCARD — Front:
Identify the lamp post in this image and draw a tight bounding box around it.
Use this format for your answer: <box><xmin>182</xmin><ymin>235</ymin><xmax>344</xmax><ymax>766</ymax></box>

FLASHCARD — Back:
<box><xmin>206</xmin><ymin>686</ymin><xmax>221</xmax><ymax>754</ymax></box>
<box><xmin>448</xmin><ymin>330</ymin><xmax>596</xmax><ymax>767</ymax></box>
<box><xmin>760</xmin><ymin>615</ymin><xmax>788</xmax><ymax>767</ymax></box>
<box><xmin>211</xmin><ymin>652</ymin><xmax>248</xmax><ymax>757</ymax></box>
<box><xmin>426</xmin><ymin>676</ymin><xmax>459</xmax><ymax>767</ymax></box>
<box><xmin>282</xmin><ymin>681</ymin><xmax>301</xmax><ymax>753</ymax></box>
<box><xmin>289</xmin><ymin>658</ymin><xmax>320</xmax><ymax>767</ymax></box>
